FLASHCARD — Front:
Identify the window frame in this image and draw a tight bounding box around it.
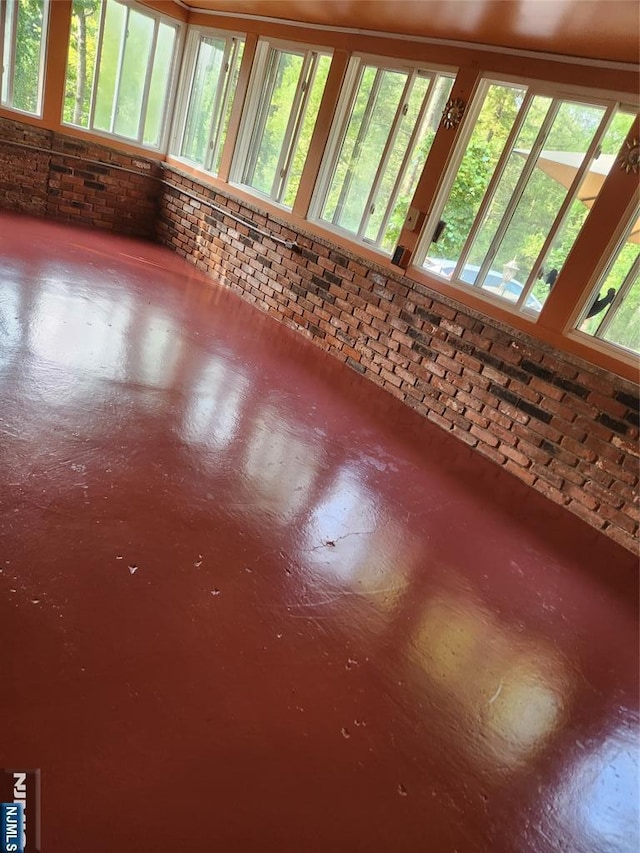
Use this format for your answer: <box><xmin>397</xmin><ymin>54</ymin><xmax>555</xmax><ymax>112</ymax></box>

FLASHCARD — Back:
<box><xmin>0</xmin><ymin>0</ymin><xmax>50</xmax><ymax>117</ymax></box>
<box><xmin>308</xmin><ymin>53</ymin><xmax>457</xmax><ymax>256</ymax></box>
<box><xmin>62</xmin><ymin>0</ymin><xmax>184</xmax><ymax>152</ymax></box>
<box><xmin>229</xmin><ymin>36</ymin><xmax>333</xmax><ymax>209</ymax></box>
<box><xmin>413</xmin><ymin>73</ymin><xmax>635</xmax><ymax>319</ymax></box>
<box><xmin>169</xmin><ymin>24</ymin><xmax>245</xmax><ymax>174</ymax></box>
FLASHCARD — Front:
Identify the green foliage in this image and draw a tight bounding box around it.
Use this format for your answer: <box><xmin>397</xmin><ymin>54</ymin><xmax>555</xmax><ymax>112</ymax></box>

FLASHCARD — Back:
<box><xmin>181</xmin><ymin>38</ymin><xmax>227</xmax><ymax>164</ymax></box>
<box><xmin>244</xmin><ymin>49</ymin><xmax>329</xmax><ymax>206</ymax></box>
<box><xmin>64</xmin><ymin>0</ymin><xmax>100</xmax><ymax>126</ymax></box>
<box><xmin>249</xmin><ymin>51</ymin><xmax>304</xmax><ymax>196</ymax></box>
<box><xmin>322</xmin><ymin>68</ymin><xmax>452</xmax><ymax>250</ymax></box>
<box><xmin>8</xmin><ymin>0</ymin><xmax>45</xmax><ymax>113</ymax></box>
<box><xmin>283</xmin><ymin>54</ymin><xmax>330</xmax><ymax>207</ymax></box>
<box><xmin>64</xmin><ymin>0</ymin><xmax>177</xmax><ymax>144</ymax></box>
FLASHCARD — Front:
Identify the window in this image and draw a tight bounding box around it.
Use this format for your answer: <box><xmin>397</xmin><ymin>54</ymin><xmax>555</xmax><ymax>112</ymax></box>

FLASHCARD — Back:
<box><xmin>417</xmin><ymin>79</ymin><xmax>635</xmax><ymax>315</ymax></box>
<box><xmin>312</xmin><ymin>57</ymin><xmax>454</xmax><ymax>254</ymax></box>
<box><xmin>0</xmin><ymin>0</ymin><xmax>49</xmax><ymax>115</ymax></box>
<box><xmin>63</xmin><ymin>0</ymin><xmax>180</xmax><ymax>149</ymax></box>
<box><xmin>171</xmin><ymin>28</ymin><xmax>244</xmax><ymax>175</ymax></box>
<box><xmin>231</xmin><ymin>40</ymin><xmax>332</xmax><ymax>208</ymax></box>
<box><xmin>575</xmin><ymin>206</ymin><xmax>640</xmax><ymax>356</ymax></box>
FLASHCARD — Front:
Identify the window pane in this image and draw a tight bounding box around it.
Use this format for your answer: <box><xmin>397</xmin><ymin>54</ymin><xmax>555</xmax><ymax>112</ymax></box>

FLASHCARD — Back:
<box><xmin>64</xmin><ymin>0</ymin><xmax>101</xmax><ymax>127</ymax></box>
<box><xmin>322</xmin><ymin>67</ymin><xmax>407</xmax><ymax>233</ymax></box>
<box><xmin>363</xmin><ymin>74</ymin><xmax>431</xmax><ymax>243</ymax></box>
<box><xmin>426</xmin><ymin>82</ymin><xmax>527</xmax><ymax>269</ymax></box>
<box><xmin>375</xmin><ymin>73</ymin><xmax>453</xmax><ymax>253</ymax></box>
<box><xmin>113</xmin><ymin>9</ymin><xmax>154</xmax><ymax>139</ymax></box>
<box><xmin>1</xmin><ymin>1</ymin><xmax>16</xmax><ymax>104</ymax></box>
<box><xmin>244</xmin><ymin>50</ymin><xmax>304</xmax><ymax>196</ymax></box>
<box><xmin>475</xmin><ymin>101</ymin><xmax>606</xmax><ymax>304</ymax></box>
<box><xmin>1</xmin><ymin>0</ymin><xmax>47</xmax><ymax>114</ymax></box>
<box><xmin>529</xmin><ymin>110</ymin><xmax>636</xmax><ymax>313</ymax></box>
<box><xmin>181</xmin><ymin>37</ymin><xmax>227</xmax><ymax>164</ymax></box>
<box><xmin>212</xmin><ymin>41</ymin><xmax>244</xmax><ymax>175</ymax></box>
<box><xmin>93</xmin><ymin>0</ymin><xmax>127</xmax><ymax>132</ymax></box>
<box><xmin>65</xmin><ymin>0</ymin><xmax>178</xmax><ymax>149</ymax></box>
<box><xmin>282</xmin><ymin>53</ymin><xmax>331</xmax><ymax>207</ymax></box>
<box><xmin>601</xmin><ymin>268</ymin><xmax>640</xmax><ymax>352</ymax></box>
<box><xmin>143</xmin><ymin>21</ymin><xmax>176</xmax><ymax>147</ymax></box>
<box><xmin>463</xmin><ymin>95</ymin><xmax>553</xmax><ymax>278</ymax></box>
<box><xmin>578</xmin><ymin>216</ymin><xmax>640</xmax><ymax>355</ymax></box>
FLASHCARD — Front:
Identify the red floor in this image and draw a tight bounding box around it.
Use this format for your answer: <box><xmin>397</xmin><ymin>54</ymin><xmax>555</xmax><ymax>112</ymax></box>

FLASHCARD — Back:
<box><xmin>0</xmin><ymin>212</ymin><xmax>638</xmax><ymax>852</ymax></box>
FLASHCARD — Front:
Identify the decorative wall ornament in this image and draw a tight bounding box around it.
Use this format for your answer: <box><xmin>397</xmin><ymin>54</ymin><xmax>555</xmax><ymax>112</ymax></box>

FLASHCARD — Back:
<box><xmin>619</xmin><ymin>138</ymin><xmax>639</xmax><ymax>173</ymax></box>
<box><xmin>441</xmin><ymin>97</ymin><xmax>466</xmax><ymax>130</ymax></box>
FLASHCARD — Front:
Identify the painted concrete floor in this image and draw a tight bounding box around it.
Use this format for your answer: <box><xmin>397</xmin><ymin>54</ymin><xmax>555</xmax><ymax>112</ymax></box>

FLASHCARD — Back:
<box><xmin>0</xmin><ymin>212</ymin><xmax>638</xmax><ymax>852</ymax></box>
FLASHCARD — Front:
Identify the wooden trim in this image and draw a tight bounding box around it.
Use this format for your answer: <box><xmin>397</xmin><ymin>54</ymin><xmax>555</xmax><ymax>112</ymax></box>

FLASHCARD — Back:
<box><xmin>42</xmin><ymin>0</ymin><xmax>72</xmax><ymax>126</ymax></box>
<box><xmin>137</xmin><ymin>0</ymin><xmax>189</xmax><ymax>22</ymax></box>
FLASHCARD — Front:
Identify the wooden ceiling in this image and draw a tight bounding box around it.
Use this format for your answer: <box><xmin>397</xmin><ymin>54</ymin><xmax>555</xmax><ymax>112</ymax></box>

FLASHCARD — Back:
<box><xmin>177</xmin><ymin>0</ymin><xmax>640</xmax><ymax>65</ymax></box>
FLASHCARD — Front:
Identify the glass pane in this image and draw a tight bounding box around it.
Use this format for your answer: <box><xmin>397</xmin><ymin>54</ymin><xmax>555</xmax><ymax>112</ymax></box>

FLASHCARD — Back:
<box><xmin>11</xmin><ymin>0</ymin><xmax>46</xmax><ymax>113</ymax></box>
<box><xmin>321</xmin><ymin>66</ymin><xmax>374</xmax><ymax>224</ymax></box>
<box><xmin>244</xmin><ymin>50</ymin><xmax>304</xmax><ymax>196</ymax></box>
<box><xmin>64</xmin><ymin>0</ymin><xmax>101</xmax><ymax>127</ymax></box>
<box><xmin>463</xmin><ymin>95</ymin><xmax>553</xmax><ymax>278</ymax></box>
<box><xmin>374</xmin><ymin>73</ymin><xmax>454</xmax><ymax>253</ymax></box>
<box><xmin>181</xmin><ymin>36</ymin><xmax>227</xmax><ymax>164</ymax></box>
<box><xmin>364</xmin><ymin>74</ymin><xmax>432</xmax><ymax>244</ymax></box>
<box><xmin>529</xmin><ymin>111</ymin><xmax>636</xmax><ymax>313</ymax></box>
<box><xmin>579</xmin><ymin>225</ymin><xmax>640</xmax><ymax>354</ymax></box>
<box><xmin>143</xmin><ymin>21</ymin><xmax>176</xmax><ymax>147</ymax></box>
<box><xmin>1</xmin><ymin>1</ymin><xmax>16</xmax><ymax>104</ymax></box>
<box><xmin>425</xmin><ymin>82</ymin><xmax>527</xmax><ymax>271</ymax></box>
<box><xmin>322</xmin><ymin>66</ymin><xmax>407</xmax><ymax>234</ymax></box>
<box><xmin>212</xmin><ymin>41</ymin><xmax>244</xmax><ymax>175</ymax></box>
<box><xmin>282</xmin><ymin>53</ymin><xmax>331</xmax><ymax>207</ymax></box>
<box><xmin>601</xmin><ymin>267</ymin><xmax>640</xmax><ymax>353</ymax></box>
<box><xmin>477</xmin><ymin>100</ymin><xmax>605</xmax><ymax>307</ymax></box>
<box><xmin>93</xmin><ymin>0</ymin><xmax>127</xmax><ymax>132</ymax></box>
<box><xmin>113</xmin><ymin>8</ymin><xmax>154</xmax><ymax>140</ymax></box>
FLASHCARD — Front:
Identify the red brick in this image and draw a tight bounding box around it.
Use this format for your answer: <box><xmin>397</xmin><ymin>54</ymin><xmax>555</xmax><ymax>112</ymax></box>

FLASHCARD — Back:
<box><xmin>532</xmin><ymin>480</ymin><xmax>570</xmax><ymax>506</ymax></box>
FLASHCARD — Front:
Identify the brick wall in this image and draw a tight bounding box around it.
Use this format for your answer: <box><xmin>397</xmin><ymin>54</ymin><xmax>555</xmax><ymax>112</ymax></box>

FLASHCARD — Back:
<box><xmin>1</xmin><ymin>118</ymin><xmax>637</xmax><ymax>551</ymax></box>
<box><xmin>156</xmin><ymin>167</ymin><xmax>640</xmax><ymax>553</ymax></box>
<box><xmin>0</xmin><ymin>117</ymin><xmax>161</xmax><ymax>237</ymax></box>
<box><xmin>0</xmin><ymin>119</ymin><xmax>50</xmax><ymax>216</ymax></box>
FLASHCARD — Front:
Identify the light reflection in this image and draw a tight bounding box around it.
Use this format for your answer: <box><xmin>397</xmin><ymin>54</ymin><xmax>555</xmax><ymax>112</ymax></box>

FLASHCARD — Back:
<box><xmin>346</xmin><ymin>521</ymin><xmax>421</xmax><ymax>612</ymax></box>
<box><xmin>181</xmin><ymin>356</ymin><xmax>248</xmax><ymax>452</ymax></box>
<box><xmin>303</xmin><ymin>466</ymin><xmax>377</xmax><ymax>581</ymax></box>
<box><xmin>0</xmin><ymin>275</ymin><xmax>22</xmax><ymax>357</ymax></box>
<box><xmin>136</xmin><ymin>309</ymin><xmax>182</xmax><ymax>389</ymax></box>
<box><xmin>30</xmin><ymin>281</ymin><xmax>131</xmax><ymax>385</ymax></box>
<box><xmin>297</xmin><ymin>464</ymin><xmax>422</xmax><ymax>612</ymax></box>
<box><xmin>413</xmin><ymin>592</ymin><xmax>570</xmax><ymax>768</ymax></box>
<box><xmin>243</xmin><ymin>407</ymin><xmax>320</xmax><ymax>521</ymax></box>
<box><xmin>556</xmin><ymin>727</ymin><xmax>640</xmax><ymax>852</ymax></box>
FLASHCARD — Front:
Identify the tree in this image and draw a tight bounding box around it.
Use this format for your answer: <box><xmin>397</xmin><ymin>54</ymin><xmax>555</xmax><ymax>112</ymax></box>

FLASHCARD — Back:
<box><xmin>64</xmin><ymin>0</ymin><xmax>100</xmax><ymax>126</ymax></box>
<box><xmin>72</xmin><ymin>0</ymin><xmax>98</xmax><ymax>124</ymax></box>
